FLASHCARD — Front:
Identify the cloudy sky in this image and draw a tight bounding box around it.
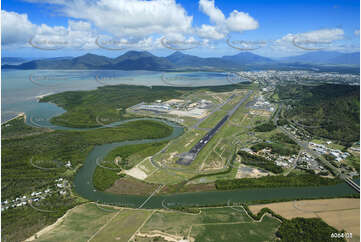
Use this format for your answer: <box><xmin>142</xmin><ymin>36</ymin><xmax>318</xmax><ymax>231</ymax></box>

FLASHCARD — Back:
<box><xmin>2</xmin><ymin>0</ymin><xmax>360</xmax><ymax>58</ymax></box>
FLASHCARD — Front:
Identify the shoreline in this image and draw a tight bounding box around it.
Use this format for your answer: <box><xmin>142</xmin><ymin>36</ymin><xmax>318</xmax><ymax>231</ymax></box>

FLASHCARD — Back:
<box><xmin>2</xmin><ymin>112</ymin><xmax>25</xmax><ymax>125</ymax></box>
<box><xmin>35</xmin><ymin>92</ymin><xmax>54</xmax><ymax>101</ymax></box>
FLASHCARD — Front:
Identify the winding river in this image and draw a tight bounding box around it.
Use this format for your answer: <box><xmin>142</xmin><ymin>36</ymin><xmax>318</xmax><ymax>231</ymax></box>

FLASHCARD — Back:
<box><xmin>25</xmin><ymin>108</ymin><xmax>358</xmax><ymax>209</ymax></box>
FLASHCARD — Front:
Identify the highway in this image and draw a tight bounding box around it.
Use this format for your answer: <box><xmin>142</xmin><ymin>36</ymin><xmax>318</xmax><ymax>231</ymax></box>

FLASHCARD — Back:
<box><xmin>273</xmin><ymin>103</ymin><xmax>360</xmax><ymax>193</ymax></box>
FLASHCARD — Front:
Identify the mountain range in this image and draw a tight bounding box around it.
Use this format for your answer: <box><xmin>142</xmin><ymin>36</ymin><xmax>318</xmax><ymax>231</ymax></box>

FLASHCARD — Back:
<box><xmin>2</xmin><ymin>50</ymin><xmax>359</xmax><ymax>71</ymax></box>
<box><xmin>280</xmin><ymin>51</ymin><xmax>360</xmax><ymax>65</ymax></box>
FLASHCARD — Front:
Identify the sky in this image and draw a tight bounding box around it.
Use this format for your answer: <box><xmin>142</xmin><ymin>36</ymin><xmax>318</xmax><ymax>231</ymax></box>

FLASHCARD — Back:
<box><xmin>1</xmin><ymin>0</ymin><xmax>360</xmax><ymax>58</ymax></box>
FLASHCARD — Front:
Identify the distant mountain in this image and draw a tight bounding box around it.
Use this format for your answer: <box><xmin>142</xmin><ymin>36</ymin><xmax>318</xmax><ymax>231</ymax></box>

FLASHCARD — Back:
<box><xmin>112</xmin><ymin>51</ymin><xmax>173</xmax><ymax>70</ymax></box>
<box><xmin>2</xmin><ymin>57</ymin><xmax>28</xmax><ymax>65</ymax></box>
<box><xmin>222</xmin><ymin>52</ymin><xmax>274</xmax><ymax>64</ymax></box>
<box><xmin>41</xmin><ymin>56</ymin><xmax>73</xmax><ymax>61</ymax></box>
<box><xmin>281</xmin><ymin>51</ymin><xmax>360</xmax><ymax>65</ymax></box>
<box><xmin>1</xmin><ymin>56</ymin><xmax>73</xmax><ymax>65</ymax></box>
<box><xmin>327</xmin><ymin>52</ymin><xmax>360</xmax><ymax>65</ymax></box>
<box><xmin>3</xmin><ymin>51</ymin><xmax>175</xmax><ymax>70</ymax></box>
<box><xmin>4</xmin><ymin>54</ymin><xmax>113</xmax><ymax>70</ymax></box>
<box><xmin>2</xmin><ymin>50</ymin><xmax>359</xmax><ymax>71</ymax></box>
<box><xmin>166</xmin><ymin>51</ymin><xmax>238</xmax><ymax>68</ymax></box>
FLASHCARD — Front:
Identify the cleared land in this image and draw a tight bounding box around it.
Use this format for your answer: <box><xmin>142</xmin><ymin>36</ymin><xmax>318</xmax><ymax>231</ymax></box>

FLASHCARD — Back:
<box><xmin>106</xmin><ymin>176</ymin><xmax>158</xmax><ymax>195</ymax></box>
<box><xmin>30</xmin><ymin>203</ymin><xmax>120</xmax><ymax>242</ymax></box>
<box><xmin>29</xmin><ymin>205</ymin><xmax>281</xmax><ymax>242</ymax></box>
<box><xmin>91</xmin><ymin>209</ymin><xmax>153</xmax><ymax>242</ymax></box>
<box><xmin>249</xmin><ymin>198</ymin><xmax>360</xmax><ymax>238</ymax></box>
<box><xmin>137</xmin><ymin>207</ymin><xmax>281</xmax><ymax>242</ymax></box>
<box><xmin>190</xmin><ymin>216</ymin><xmax>280</xmax><ymax>242</ymax></box>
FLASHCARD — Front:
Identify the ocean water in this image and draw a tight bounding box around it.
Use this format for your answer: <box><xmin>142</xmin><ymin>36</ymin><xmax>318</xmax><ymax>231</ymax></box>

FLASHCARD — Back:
<box><xmin>2</xmin><ymin>70</ymin><xmax>242</xmax><ymax>123</ymax></box>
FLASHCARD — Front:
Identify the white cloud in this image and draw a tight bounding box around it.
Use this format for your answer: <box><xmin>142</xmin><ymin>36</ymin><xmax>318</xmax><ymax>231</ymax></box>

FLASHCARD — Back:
<box><xmin>198</xmin><ymin>0</ymin><xmax>258</xmax><ymax>40</ymax></box>
<box><xmin>54</xmin><ymin>0</ymin><xmax>193</xmax><ymax>38</ymax></box>
<box><xmin>273</xmin><ymin>28</ymin><xmax>345</xmax><ymax>52</ymax></box>
<box><xmin>3</xmin><ymin>1</ymin><xmax>260</xmax><ymax>50</ymax></box>
<box><xmin>355</xmin><ymin>29</ymin><xmax>360</xmax><ymax>36</ymax></box>
<box><xmin>2</xmin><ymin>10</ymin><xmax>98</xmax><ymax>49</ymax></box>
<box><xmin>295</xmin><ymin>28</ymin><xmax>344</xmax><ymax>43</ymax></box>
<box><xmin>197</xmin><ymin>24</ymin><xmax>225</xmax><ymax>40</ymax></box>
<box><xmin>1</xmin><ymin>10</ymin><xmax>36</xmax><ymax>45</ymax></box>
<box><xmin>199</xmin><ymin>0</ymin><xmax>225</xmax><ymax>24</ymax></box>
<box><xmin>226</xmin><ymin>10</ymin><xmax>259</xmax><ymax>32</ymax></box>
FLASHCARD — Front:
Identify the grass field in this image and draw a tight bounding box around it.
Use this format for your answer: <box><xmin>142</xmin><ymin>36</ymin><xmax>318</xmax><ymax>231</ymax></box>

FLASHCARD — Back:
<box><xmin>31</xmin><ymin>203</ymin><xmax>153</xmax><ymax>242</ymax></box>
<box><xmin>26</xmin><ymin>201</ymin><xmax>353</xmax><ymax>242</ymax></box>
<box><xmin>191</xmin><ymin>215</ymin><xmax>280</xmax><ymax>242</ymax></box>
<box><xmin>138</xmin><ymin>206</ymin><xmax>280</xmax><ymax>241</ymax></box>
<box><xmin>28</xmin><ymin>204</ymin><xmax>281</xmax><ymax>242</ymax></box>
<box><xmin>91</xmin><ymin>209</ymin><xmax>153</xmax><ymax>242</ymax></box>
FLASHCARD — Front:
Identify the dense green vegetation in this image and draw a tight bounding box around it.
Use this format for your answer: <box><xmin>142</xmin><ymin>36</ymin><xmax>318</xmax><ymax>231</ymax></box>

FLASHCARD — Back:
<box><xmin>2</xmin><ymin>116</ymin><xmax>50</xmax><ymax>139</ymax></box>
<box><xmin>277</xmin><ymin>84</ymin><xmax>359</xmax><ymax>144</ymax></box>
<box><xmin>254</xmin><ymin>122</ymin><xmax>276</xmax><ymax>132</ymax></box>
<box><xmin>276</xmin><ymin>217</ymin><xmax>346</xmax><ymax>242</ymax></box>
<box><xmin>345</xmin><ymin>154</ymin><xmax>360</xmax><ymax>172</ymax></box>
<box><xmin>2</xmin><ymin>194</ymin><xmax>79</xmax><ymax>242</ymax></box>
<box><xmin>2</xmin><ymin>117</ymin><xmax>172</xmax><ymax>241</ymax></box>
<box><xmin>93</xmin><ymin>142</ymin><xmax>167</xmax><ymax>191</ymax></box>
<box><xmin>251</xmin><ymin>142</ymin><xmax>300</xmax><ymax>156</ymax></box>
<box><xmin>215</xmin><ymin>174</ymin><xmax>342</xmax><ymax>190</ymax></box>
<box><xmin>238</xmin><ymin>150</ymin><xmax>283</xmax><ymax>173</ymax></box>
<box><xmin>243</xmin><ymin>205</ymin><xmax>285</xmax><ymax>222</ymax></box>
<box><xmin>244</xmin><ymin>204</ymin><xmax>345</xmax><ymax>242</ymax></box>
<box><xmin>270</xmin><ymin>133</ymin><xmax>297</xmax><ymax>145</ymax></box>
<box><xmin>93</xmin><ymin>167</ymin><xmax>125</xmax><ymax>191</ymax></box>
<box><xmin>40</xmin><ymin>84</ymin><xmax>244</xmax><ymax>128</ymax></box>
<box><xmin>2</xmin><ymin>119</ymin><xmax>171</xmax><ymax>198</ymax></box>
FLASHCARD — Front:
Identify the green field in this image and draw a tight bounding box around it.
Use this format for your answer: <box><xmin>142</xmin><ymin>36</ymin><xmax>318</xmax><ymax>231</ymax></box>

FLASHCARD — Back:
<box><xmin>30</xmin><ymin>202</ymin><xmax>347</xmax><ymax>242</ymax></box>
<box><xmin>138</xmin><ymin>206</ymin><xmax>280</xmax><ymax>241</ymax></box>
<box><xmin>22</xmin><ymin>204</ymin><xmax>281</xmax><ymax>242</ymax></box>
<box><xmin>91</xmin><ymin>209</ymin><xmax>153</xmax><ymax>242</ymax></box>
<box><xmin>192</xmin><ymin>216</ymin><xmax>280</xmax><ymax>242</ymax></box>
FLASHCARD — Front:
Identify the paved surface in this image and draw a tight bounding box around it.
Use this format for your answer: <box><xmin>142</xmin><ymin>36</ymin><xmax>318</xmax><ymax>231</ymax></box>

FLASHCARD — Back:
<box><xmin>177</xmin><ymin>91</ymin><xmax>253</xmax><ymax>166</ymax></box>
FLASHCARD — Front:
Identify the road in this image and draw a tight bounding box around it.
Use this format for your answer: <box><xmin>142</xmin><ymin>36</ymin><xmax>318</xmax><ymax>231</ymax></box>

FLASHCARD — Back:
<box><xmin>279</xmin><ymin>126</ymin><xmax>340</xmax><ymax>175</ymax></box>
<box><xmin>274</xmin><ymin>103</ymin><xmax>360</xmax><ymax>193</ymax></box>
